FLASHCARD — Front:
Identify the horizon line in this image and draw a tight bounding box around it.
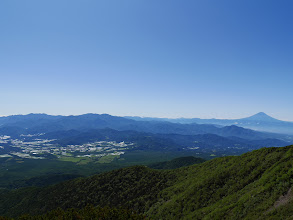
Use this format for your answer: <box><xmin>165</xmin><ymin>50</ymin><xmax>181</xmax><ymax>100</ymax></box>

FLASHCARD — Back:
<box><xmin>0</xmin><ymin>112</ymin><xmax>292</xmax><ymax>122</ymax></box>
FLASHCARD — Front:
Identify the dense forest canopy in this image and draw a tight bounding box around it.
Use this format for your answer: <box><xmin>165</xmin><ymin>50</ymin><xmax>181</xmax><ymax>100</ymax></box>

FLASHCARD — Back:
<box><xmin>1</xmin><ymin>145</ymin><xmax>293</xmax><ymax>219</ymax></box>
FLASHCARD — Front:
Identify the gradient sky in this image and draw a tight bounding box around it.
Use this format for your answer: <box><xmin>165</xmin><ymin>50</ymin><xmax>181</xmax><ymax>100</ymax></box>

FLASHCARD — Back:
<box><xmin>0</xmin><ymin>0</ymin><xmax>292</xmax><ymax>120</ymax></box>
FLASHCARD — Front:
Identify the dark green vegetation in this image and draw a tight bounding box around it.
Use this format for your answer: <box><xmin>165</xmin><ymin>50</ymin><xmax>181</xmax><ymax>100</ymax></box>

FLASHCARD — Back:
<box><xmin>0</xmin><ymin>166</ymin><xmax>176</xmax><ymax>217</ymax></box>
<box><xmin>148</xmin><ymin>156</ymin><xmax>206</xmax><ymax>169</ymax></box>
<box><xmin>0</xmin><ymin>157</ymin><xmax>121</xmax><ymax>189</ymax></box>
<box><xmin>0</xmin><ymin>205</ymin><xmax>146</xmax><ymax>220</ymax></box>
<box><xmin>2</xmin><ymin>145</ymin><xmax>293</xmax><ymax>219</ymax></box>
<box><xmin>0</xmin><ymin>151</ymin><xmax>204</xmax><ymax>189</ymax></box>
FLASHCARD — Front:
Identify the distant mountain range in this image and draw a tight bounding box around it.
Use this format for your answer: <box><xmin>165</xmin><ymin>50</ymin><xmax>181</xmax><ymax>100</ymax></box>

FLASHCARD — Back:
<box><xmin>126</xmin><ymin>112</ymin><xmax>293</xmax><ymax>135</ymax></box>
<box><xmin>0</xmin><ymin>113</ymin><xmax>291</xmax><ymax>141</ymax></box>
<box><xmin>0</xmin><ymin>113</ymin><xmax>292</xmax><ymax>159</ymax></box>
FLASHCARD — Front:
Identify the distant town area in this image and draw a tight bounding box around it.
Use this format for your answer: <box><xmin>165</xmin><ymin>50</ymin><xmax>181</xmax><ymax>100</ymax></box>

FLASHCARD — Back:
<box><xmin>0</xmin><ymin>135</ymin><xmax>133</xmax><ymax>162</ymax></box>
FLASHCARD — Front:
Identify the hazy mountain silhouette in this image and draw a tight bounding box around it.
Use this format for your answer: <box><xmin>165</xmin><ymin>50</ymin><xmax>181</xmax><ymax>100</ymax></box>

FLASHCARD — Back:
<box><xmin>240</xmin><ymin>112</ymin><xmax>280</xmax><ymax>122</ymax></box>
<box><xmin>0</xmin><ymin>113</ymin><xmax>290</xmax><ymax>141</ymax></box>
<box><xmin>127</xmin><ymin>112</ymin><xmax>293</xmax><ymax>135</ymax></box>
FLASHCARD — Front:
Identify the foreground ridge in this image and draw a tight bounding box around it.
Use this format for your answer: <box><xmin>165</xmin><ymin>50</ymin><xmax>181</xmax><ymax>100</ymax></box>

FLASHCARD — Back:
<box><xmin>1</xmin><ymin>146</ymin><xmax>293</xmax><ymax>219</ymax></box>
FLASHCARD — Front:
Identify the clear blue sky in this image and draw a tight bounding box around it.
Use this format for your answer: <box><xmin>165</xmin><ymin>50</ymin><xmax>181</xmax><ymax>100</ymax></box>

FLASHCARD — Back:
<box><xmin>0</xmin><ymin>0</ymin><xmax>292</xmax><ymax>120</ymax></box>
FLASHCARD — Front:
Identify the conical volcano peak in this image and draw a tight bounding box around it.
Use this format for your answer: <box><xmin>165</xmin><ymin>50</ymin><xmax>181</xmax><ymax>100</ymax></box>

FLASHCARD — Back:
<box><xmin>244</xmin><ymin>112</ymin><xmax>279</xmax><ymax>121</ymax></box>
<box><xmin>254</xmin><ymin>112</ymin><xmax>270</xmax><ymax>117</ymax></box>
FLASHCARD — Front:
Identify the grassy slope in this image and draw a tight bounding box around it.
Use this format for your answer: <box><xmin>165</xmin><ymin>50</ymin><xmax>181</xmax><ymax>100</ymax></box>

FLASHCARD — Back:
<box><xmin>2</xmin><ymin>146</ymin><xmax>293</xmax><ymax>219</ymax></box>
<box><xmin>149</xmin><ymin>146</ymin><xmax>293</xmax><ymax>219</ymax></box>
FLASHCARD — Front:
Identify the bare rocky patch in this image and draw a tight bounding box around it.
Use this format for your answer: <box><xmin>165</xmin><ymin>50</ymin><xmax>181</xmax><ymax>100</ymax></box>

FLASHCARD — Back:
<box><xmin>266</xmin><ymin>187</ymin><xmax>293</xmax><ymax>213</ymax></box>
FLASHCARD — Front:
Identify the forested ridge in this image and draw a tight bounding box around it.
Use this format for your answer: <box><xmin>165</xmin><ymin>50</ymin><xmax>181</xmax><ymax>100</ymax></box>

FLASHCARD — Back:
<box><xmin>2</xmin><ymin>145</ymin><xmax>293</xmax><ymax>219</ymax></box>
<box><xmin>0</xmin><ymin>205</ymin><xmax>146</xmax><ymax>220</ymax></box>
<box><xmin>148</xmin><ymin>156</ymin><xmax>206</xmax><ymax>169</ymax></box>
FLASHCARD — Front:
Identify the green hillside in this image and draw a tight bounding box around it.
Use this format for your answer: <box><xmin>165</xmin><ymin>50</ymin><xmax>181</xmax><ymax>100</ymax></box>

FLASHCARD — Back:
<box><xmin>0</xmin><ymin>205</ymin><xmax>146</xmax><ymax>220</ymax></box>
<box><xmin>2</xmin><ymin>145</ymin><xmax>293</xmax><ymax>219</ymax></box>
<box><xmin>148</xmin><ymin>156</ymin><xmax>206</xmax><ymax>169</ymax></box>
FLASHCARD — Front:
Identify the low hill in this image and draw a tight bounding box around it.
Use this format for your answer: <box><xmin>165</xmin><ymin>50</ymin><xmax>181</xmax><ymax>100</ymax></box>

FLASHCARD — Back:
<box><xmin>2</xmin><ymin>146</ymin><xmax>293</xmax><ymax>219</ymax></box>
<box><xmin>148</xmin><ymin>156</ymin><xmax>206</xmax><ymax>169</ymax></box>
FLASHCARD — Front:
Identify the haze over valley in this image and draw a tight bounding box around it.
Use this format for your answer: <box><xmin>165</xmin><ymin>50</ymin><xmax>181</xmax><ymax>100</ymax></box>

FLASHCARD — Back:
<box><xmin>0</xmin><ymin>112</ymin><xmax>292</xmax><ymax>162</ymax></box>
<box><xmin>1</xmin><ymin>0</ymin><xmax>293</xmax><ymax>219</ymax></box>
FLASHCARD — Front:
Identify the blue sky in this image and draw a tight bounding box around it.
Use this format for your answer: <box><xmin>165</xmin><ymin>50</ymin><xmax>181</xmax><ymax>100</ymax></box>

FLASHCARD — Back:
<box><xmin>0</xmin><ymin>0</ymin><xmax>292</xmax><ymax>120</ymax></box>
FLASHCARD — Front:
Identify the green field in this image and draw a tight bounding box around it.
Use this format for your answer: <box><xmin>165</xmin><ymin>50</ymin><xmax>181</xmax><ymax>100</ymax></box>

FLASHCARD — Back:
<box><xmin>97</xmin><ymin>155</ymin><xmax>120</xmax><ymax>163</ymax></box>
<box><xmin>58</xmin><ymin>156</ymin><xmax>91</xmax><ymax>164</ymax></box>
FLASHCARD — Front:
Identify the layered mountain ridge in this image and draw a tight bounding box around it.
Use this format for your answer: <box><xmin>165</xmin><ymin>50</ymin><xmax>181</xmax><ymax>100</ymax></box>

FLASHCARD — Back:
<box><xmin>0</xmin><ymin>113</ymin><xmax>290</xmax><ymax>139</ymax></box>
<box><xmin>126</xmin><ymin>112</ymin><xmax>293</xmax><ymax>135</ymax></box>
<box><xmin>0</xmin><ymin>113</ymin><xmax>291</xmax><ymax>158</ymax></box>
